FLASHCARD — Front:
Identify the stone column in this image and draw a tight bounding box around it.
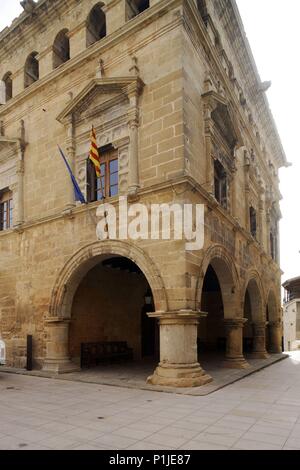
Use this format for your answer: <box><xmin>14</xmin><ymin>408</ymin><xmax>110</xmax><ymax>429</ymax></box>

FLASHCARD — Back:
<box><xmin>128</xmin><ymin>117</ymin><xmax>139</xmax><ymax>194</ymax></box>
<box><xmin>231</xmin><ymin>167</ymin><xmax>237</xmax><ymax>217</ymax></box>
<box><xmin>15</xmin><ymin>122</ymin><xmax>26</xmax><ymax>227</ymax></box>
<box><xmin>0</xmin><ymin>80</ymin><xmax>5</xmax><ymax>104</ymax></box>
<box><xmin>127</xmin><ymin>78</ymin><xmax>143</xmax><ymax>197</ymax></box>
<box><xmin>64</xmin><ymin>114</ymin><xmax>76</xmax><ymax>211</ymax></box>
<box><xmin>147</xmin><ymin>310</ymin><xmax>212</xmax><ymax>387</ymax></box>
<box><xmin>258</xmin><ymin>192</ymin><xmax>264</xmax><ymax>246</ymax></box>
<box><xmin>244</xmin><ymin>151</ymin><xmax>250</xmax><ymax>231</ymax></box>
<box><xmin>36</xmin><ymin>46</ymin><xmax>53</xmax><ymax>79</ymax></box>
<box><xmin>11</xmin><ymin>68</ymin><xmax>24</xmax><ymax>96</ymax></box>
<box><xmin>224</xmin><ymin>318</ymin><xmax>250</xmax><ymax>368</ymax></box>
<box><xmin>15</xmin><ymin>157</ymin><xmax>24</xmax><ymax>226</ymax></box>
<box><xmin>127</xmin><ymin>104</ymin><xmax>139</xmax><ymax>196</ymax></box>
<box><xmin>105</xmin><ymin>1</ymin><xmax>126</xmax><ymax>35</ymax></box>
<box><xmin>268</xmin><ymin>321</ymin><xmax>283</xmax><ymax>353</ymax></box>
<box><xmin>249</xmin><ymin>322</ymin><xmax>269</xmax><ymax>359</ymax></box>
<box><xmin>43</xmin><ymin>318</ymin><xmax>79</xmax><ymax>373</ymax></box>
<box><xmin>68</xmin><ymin>22</ymin><xmax>86</xmax><ymax>58</ymax></box>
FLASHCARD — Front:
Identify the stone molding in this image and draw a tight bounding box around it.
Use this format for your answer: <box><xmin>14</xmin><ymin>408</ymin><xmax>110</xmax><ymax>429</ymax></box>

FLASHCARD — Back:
<box><xmin>224</xmin><ymin>317</ymin><xmax>247</xmax><ymax>327</ymax></box>
<box><xmin>0</xmin><ymin>0</ymin><xmax>175</xmax><ymax>118</ymax></box>
<box><xmin>148</xmin><ymin>309</ymin><xmax>207</xmax><ymax>324</ymax></box>
<box><xmin>186</xmin><ymin>0</ymin><xmax>286</xmax><ymax>170</ymax></box>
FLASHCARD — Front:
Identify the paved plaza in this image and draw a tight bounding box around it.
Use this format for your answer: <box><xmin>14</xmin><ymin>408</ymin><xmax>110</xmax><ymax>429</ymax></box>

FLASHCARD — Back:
<box><xmin>1</xmin><ymin>352</ymin><xmax>300</xmax><ymax>450</ymax></box>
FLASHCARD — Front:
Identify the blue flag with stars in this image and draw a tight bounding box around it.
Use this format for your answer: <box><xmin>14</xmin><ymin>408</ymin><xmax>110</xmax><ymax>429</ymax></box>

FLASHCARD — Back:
<box><xmin>57</xmin><ymin>145</ymin><xmax>86</xmax><ymax>204</ymax></box>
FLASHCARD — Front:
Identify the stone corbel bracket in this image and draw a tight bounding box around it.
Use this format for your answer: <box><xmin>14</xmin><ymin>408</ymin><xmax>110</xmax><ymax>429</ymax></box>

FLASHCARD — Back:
<box><xmin>201</xmin><ymin>90</ymin><xmax>243</xmax><ymax>149</ymax></box>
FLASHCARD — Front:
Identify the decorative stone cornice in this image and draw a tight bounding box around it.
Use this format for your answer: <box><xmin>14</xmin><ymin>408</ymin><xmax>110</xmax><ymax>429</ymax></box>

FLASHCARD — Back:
<box><xmin>0</xmin><ymin>0</ymin><xmax>175</xmax><ymax>118</ymax></box>
<box><xmin>187</xmin><ymin>0</ymin><xmax>287</xmax><ymax>169</ymax></box>
<box><xmin>0</xmin><ymin>0</ymin><xmax>68</xmax><ymax>47</ymax></box>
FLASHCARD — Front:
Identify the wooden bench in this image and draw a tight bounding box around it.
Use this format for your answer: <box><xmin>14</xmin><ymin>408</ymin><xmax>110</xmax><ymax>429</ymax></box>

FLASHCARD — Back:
<box><xmin>80</xmin><ymin>341</ymin><xmax>133</xmax><ymax>368</ymax></box>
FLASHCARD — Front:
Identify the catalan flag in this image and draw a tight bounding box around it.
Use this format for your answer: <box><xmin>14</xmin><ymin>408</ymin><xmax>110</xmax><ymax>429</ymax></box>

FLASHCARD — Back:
<box><xmin>89</xmin><ymin>126</ymin><xmax>101</xmax><ymax>178</ymax></box>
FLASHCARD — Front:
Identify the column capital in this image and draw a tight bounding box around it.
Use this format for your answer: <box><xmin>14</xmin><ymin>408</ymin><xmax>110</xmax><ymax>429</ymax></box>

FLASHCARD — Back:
<box><xmin>148</xmin><ymin>310</ymin><xmax>207</xmax><ymax>325</ymax></box>
<box><xmin>269</xmin><ymin>320</ymin><xmax>282</xmax><ymax>328</ymax></box>
<box><xmin>224</xmin><ymin>317</ymin><xmax>247</xmax><ymax>329</ymax></box>
<box><xmin>252</xmin><ymin>321</ymin><xmax>268</xmax><ymax>328</ymax></box>
<box><xmin>127</xmin><ymin>107</ymin><xmax>139</xmax><ymax>127</ymax></box>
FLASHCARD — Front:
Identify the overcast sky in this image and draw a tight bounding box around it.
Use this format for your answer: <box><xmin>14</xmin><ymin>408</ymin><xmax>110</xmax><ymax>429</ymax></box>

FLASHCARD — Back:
<box><xmin>0</xmin><ymin>0</ymin><xmax>299</xmax><ymax>283</ymax></box>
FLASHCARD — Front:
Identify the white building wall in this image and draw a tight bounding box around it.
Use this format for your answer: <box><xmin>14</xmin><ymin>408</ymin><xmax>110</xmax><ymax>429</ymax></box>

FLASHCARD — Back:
<box><xmin>283</xmin><ymin>299</ymin><xmax>300</xmax><ymax>351</ymax></box>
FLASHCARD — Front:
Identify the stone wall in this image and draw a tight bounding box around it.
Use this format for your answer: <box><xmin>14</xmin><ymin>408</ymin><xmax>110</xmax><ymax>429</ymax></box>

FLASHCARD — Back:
<box><xmin>0</xmin><ymin>0</ymin><xmax>284</xmax><ymax>370</ymax></box>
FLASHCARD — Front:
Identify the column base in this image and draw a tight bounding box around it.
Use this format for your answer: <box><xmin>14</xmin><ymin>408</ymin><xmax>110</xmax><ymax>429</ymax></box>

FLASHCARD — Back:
<box><xmin>223</xmin><ymin>356</ymin><xmax>250</xmax><ymax>369</ymax></box>
<box><xmin>268</xmin><ymin>348</ymin><xmax>282</xmax><ymax>354</ymax></box>
<box><xmin>42</xmin><ymin>358</ymin><xmax>80</xmax><ymax>374</ymax></box>
<box><xmin>147</xmin><ymin>362</ymin><xmax>212</xmax><ymax>388</ymax></box>
<box><xmin>248</xmin><ymin>351</ymin><xmax>270</xmax><ymax>359</ymax></box>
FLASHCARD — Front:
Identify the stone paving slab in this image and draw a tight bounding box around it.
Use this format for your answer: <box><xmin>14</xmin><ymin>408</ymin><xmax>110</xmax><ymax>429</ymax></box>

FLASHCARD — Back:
<box><xmin>0</xmin><ymin>353</ymin><xmax>288</xmax><ymax>395</ymax></box>
<box><xmin>1</xmin><ymin>353</ymin><xmax>300</xmax><ymax>449</ymax></box>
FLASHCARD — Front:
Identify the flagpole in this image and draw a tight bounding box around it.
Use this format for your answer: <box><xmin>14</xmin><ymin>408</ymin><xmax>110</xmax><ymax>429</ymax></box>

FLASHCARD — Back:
<box><xmin>96</xmin><ymin>150</ymin><xmax>109</xmax><ymax>236</ymax></box>
<box><xmin>89</xmin><ymin>126</ymin><xmax>109</xmax><ymax>237</ymax></box>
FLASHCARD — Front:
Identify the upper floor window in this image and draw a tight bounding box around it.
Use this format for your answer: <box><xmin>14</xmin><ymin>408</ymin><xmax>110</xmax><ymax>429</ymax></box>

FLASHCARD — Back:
<box><xmin>24</xmin><ymin>52</ymin><xmax>39</xmax><ymax>88</ymax></box>
<box><xmin>0</xmin><ymin>190</ymin><xmax>13</xmax><ymax>231</ymax></box>
<box><xmin>249</xmin><ymin>206</ymin><xmax>257</xmax><ymax>238</ymax></box>
<box><xmin>197</xmin><ymin>0</ymin><xmax>208</xmax><ymax>25</ymax></box>
<box><xmin>87</xmin><ymin>146</ymin><xmax>118</xmax><ymax>202</ymax></box>
<box><xmin>2</xmin><ymin>72</ymin><xmax>13</xmax><ymax>102</ymax></box>
<box><xmin>86</xmin><ymin>3</ymin><xmax>106</xmax><ymax>47</ymax></box>
<box><xmin>214</xmin><ymin>160</ymin><xmax>227</xmax><ymax>209</ymax></box>
<box><xmin>270</xmin><ymin>230</ymin><xmax>277</xmax><ymax>261</ymax></box>
<box><xmin>53</xmin><ymin>29</ymin><xmax>70</xmax><ymax>69</ymax></box>
<box><xmin>126</xmin><ymin>0</ymin><xmax>149</xmax><ymax>20</ymax></box>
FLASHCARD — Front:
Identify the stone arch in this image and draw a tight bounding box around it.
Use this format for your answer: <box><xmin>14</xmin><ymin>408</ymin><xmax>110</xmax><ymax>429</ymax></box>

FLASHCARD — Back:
<box><xmin>49</xmin><ymin>240</ymin><xmax>168</xmax><ymax>319</ymax></box>
<box><xmin>53</xmin><ymin>29</ymin><xmax>70</xmax><ymax>69</ymax></box>
<box><xmin>242</xmin><ymin>270</ymin><xmax>265</xmax><ymax>323</ymax></box>
<box><xmin>24</xmin><ymin>52</ymin><xmax>39</xmax><ymax>88</ymax></box>
<box><xmin>127</xmin><ymin>0</ymin><xmax>150</xmax><ymax>20</ymax></box>
<box><xmin>86</xmin><ymin>2</ymin><xmax>106</xmax><ymax>47</ymax></box>
<box><xmin>196</xmin><ymin>244</ymin><xmax>240</xmax><ymax>318</ymax></box>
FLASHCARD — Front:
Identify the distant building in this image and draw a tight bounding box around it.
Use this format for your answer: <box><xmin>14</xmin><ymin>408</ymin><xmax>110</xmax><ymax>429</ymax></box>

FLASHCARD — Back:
<box><xmin>283</xmin><ymin>277</ymin><xmax>300</xmax><ymax>351</ymax></box>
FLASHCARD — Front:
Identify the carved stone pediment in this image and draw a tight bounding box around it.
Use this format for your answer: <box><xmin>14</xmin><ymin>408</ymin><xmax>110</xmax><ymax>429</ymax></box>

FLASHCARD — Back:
<box><xmin>202</xmin><ymin>90</ymin><xmax>242</xmax><ymax>150</ymax></box>
<box><xmin>57</xmin><ymin>77</ymin><xmax>144</xmax><ymax>124</ymax></box>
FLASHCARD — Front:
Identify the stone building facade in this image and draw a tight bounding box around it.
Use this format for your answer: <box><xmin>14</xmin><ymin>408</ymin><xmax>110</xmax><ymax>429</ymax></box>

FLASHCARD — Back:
<box><xmin>0</xmin><ymin>0</ymin><xmax>286</xmax><ymax>387</ymax></box>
